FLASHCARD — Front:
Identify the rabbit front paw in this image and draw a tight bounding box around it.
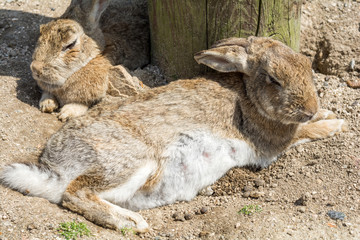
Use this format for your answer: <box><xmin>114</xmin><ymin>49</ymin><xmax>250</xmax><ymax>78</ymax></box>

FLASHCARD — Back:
<box><xmin>39</xmin><ymin>98</ymin><xmax>59</xmax><ymax>113</ymax></box>
<box><xmin>293</xmin><ymin>118</ymin><xmax>348</xmax><ymax>146</ymax></box>
<box><xmin>58</xmin><ymin>103</ymin><xmax>89</xmax><ymax>122</ymax></box>
<box><xmin>311</xmin><ymin>109</ymin><xmax>336</xmax><ymax>122</ymax></box>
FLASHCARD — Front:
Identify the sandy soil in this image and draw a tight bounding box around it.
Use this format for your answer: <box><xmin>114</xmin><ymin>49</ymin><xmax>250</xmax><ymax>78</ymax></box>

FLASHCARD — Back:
<box><xmin>0</xmin><ymin>0</ymin><xmax>359</xmax><ymax>239</ymax></box>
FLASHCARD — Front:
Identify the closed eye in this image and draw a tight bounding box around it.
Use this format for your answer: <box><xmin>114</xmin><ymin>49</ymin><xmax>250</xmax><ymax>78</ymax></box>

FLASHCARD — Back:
<box><xmin>266</xmin><ymin>75</ymin><xmax>282</xmax><ymax>87</ymax></box>
<box><xmin>62</xmin><ymin>39</ymin><xmax>77</xmax><ymax>51</ymax></box>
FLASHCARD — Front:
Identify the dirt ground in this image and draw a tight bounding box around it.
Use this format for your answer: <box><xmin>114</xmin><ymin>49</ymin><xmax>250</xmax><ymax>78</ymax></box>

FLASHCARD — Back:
<box><xmin>0</xmin><ymin>0</ymin><xmax>359</xmax><ymax>239</ymax></box>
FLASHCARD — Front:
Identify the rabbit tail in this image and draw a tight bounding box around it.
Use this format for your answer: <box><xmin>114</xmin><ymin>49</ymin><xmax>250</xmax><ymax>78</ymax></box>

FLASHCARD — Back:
<box><xmin>0</xmin><ymin>163</ymin><xmax>66</xmax><ymax>204</ymax></box>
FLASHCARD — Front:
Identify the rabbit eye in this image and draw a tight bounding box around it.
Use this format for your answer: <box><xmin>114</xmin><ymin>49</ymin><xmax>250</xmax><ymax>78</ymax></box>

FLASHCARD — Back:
<box><xmin>62</xmin><ymin>39</ymin><xmax>77</xmax><ymax>51</ymax></box>
<box><xmin>266</xmin><ymin>75</ymin><xmax>281</xmax><ymax>87</ymax></box>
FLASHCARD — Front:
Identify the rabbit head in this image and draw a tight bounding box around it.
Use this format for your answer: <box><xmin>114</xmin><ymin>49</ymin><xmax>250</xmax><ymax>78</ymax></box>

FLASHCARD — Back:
<box><xmin>195</xmin><ymin>36</ymin><xmax>319</xmax><ymax>125</ymax></box>
<box><xmin>30</xmin><ymin>0</ymin><xmax>110</xmax><ymax>92</ymax></box>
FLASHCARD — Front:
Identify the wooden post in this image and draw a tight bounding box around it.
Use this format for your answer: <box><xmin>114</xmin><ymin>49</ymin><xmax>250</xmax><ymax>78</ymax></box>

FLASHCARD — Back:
<box><xmin>149</xmin><ymin>0</ymin><xmax>301</xmax><ymax>79</ymax></box>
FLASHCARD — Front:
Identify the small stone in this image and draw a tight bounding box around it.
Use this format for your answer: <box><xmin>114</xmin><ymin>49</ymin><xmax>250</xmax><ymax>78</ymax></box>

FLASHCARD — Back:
<box><xmin>199</xmin><ymin>231</ymin><xmax>210</xmax><ymax>237</ymax></box>
<box><xmin>343</xmin><ymin>222</ymin><xmax>352</xmax><ymax>227</ymax></box>
<box><xmin>249</xmin><ymin>191</ymin><xmax>265</xmax><ymax>198</ymax></box>
<box><xmin>287</xmin><ymin>172</ymin><xmax>295</xmax><ymax>177</ymax></box>
<box><xmin>184</xmin><ymin>213</ymin><xmax>192</xmax><ymax>220</ymax></box>
<box><xmin>254</xmin><ymin>178</ymin><xmax>265</xmax><ymax>188</ymax></box>
<box><xmin>243</xmin><ymin>185</ymin><xmax>253</xmax><ymax>192</ymax></box>
<box><xmin>296</xmin><ymin>146</ymin><xmax>304</xmax><ymax>153</ymax></box>
<box><xmin>199</xmin><ymin>186</ymin><xmax>214</xmax><ymax>196</ymax></box>
<box><xmin>200</xmin><ymin>207</ymin><xmax>208</xmax><ymax>214</ymax></box>
<box><xmin>235</xmin><ymin>222</ymin><xmax>241</xmax><ymax>229</ymax></box>
<box><xmin>242</xmin><ymin>191</ymin><xmax>251</xmax><ymax>198</ymax></box>
<box><xmin>27</xmin><ymin>224</ymin><xmax>37</xmax><ymax>231</ymax></box>
<box><xmin>295</xmin><ymin>193</ymin><xmax>310</xmax><ymax>206</ymax></box>
<box><xmin>46</xmin><ymin>224</ymin><xmax>54</xmax><ymax>230</ymax></box>
<box><xmin>297</xmin><ymin>206</ymin><xmax>306</xmax><ymax>213</ymax></box>
<box><xmin>350</xmin><ymin>59</ymin><xmax>355</xmax><ymax>70</ymax></box>
<box><xmin>8</xmin><ymin>49</ymin><xmax>16</xmax><ymax>57</ymax></box>
<box><xmin>327</xmin><ymin>210</ymin><xmax>346</xmax><ymax>220</ymax></box>
<box><xmin>172</xmin><ymin>212</ymin><xmax>185</xmax><ymax>222</ymax></box>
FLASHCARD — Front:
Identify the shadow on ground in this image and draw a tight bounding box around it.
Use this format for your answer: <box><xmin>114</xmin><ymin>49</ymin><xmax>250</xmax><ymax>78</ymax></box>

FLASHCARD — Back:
<box><xmin>0</xmin><ymin>9</ymin><xmax>53</xmax><ymax>107</ymax></box>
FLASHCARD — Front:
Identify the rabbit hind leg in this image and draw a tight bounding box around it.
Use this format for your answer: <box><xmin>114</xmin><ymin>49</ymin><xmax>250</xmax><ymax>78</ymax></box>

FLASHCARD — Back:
<box><xmin>62</xmin><ymin>174</ymin><xmax>149</xmax><ymax>232</ymax></box>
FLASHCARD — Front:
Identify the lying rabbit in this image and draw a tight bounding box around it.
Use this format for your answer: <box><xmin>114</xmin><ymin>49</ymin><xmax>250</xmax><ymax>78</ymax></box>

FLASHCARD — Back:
<box><xmin>31</xmin><ymin>0</ymin><xmax>148</xmax><ymax>121</ymax></box>
<box><xmin>2</xmin><ymin>37</ymin><xmax>347</xmax><ymax>232</ymax></box>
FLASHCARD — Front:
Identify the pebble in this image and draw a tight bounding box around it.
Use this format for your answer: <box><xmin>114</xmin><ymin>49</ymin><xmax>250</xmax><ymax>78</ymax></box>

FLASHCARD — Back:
<box><xmin>172</xmin><ymin>212</ymin><xmax>185</xmax><ymax>222</ymax></box>
<box><xmin>200</xmin><ymin>207</ymin><xmax>208</xmax><ymax>214</ymax></box>
<box><xmin>254</xmin><ymin>178</ymin><xmax>265</xmax><ymax>188</ymax></box>
<box><xmin>199</xmin><ymin>231</ymin><xmax>210</xmax><ymax>238</ymax></box>
<box><xmin>242</xmin><ymin>191</ymin><xmax>251</xmax><ymax>198</ymax></box>
<box><xmin>350</xmin><ymin>59</ymin><xmax>355</xmax><ymax>70</ymax></box>
<box><xmin>184</xmin><ymin>213</ymin><xmax>192</xmax><ymax>220</ymax></box>
<box><xmin>296</xmin><ymin>146</ymin><xmax>304</xmax><ymax>153</ymax></box>
<box><xmin>250</xmin><ymin>191</ymin><xmax>265</xmax><ymax>198</ymax></box>
<box><xmin>27</xmin><ymin>223</ymin><xmax>37</xmax><ymax>231</ymax></box>
<box><xmin>199</xmin><ymin>186</ymin><xmax>214</xmax><ymax>196</ymax></box>
<box><xmin>297</xmin><ymin>206</ymin><xmax>306</xmax><ymax>213</ymax></box>
<box><xmin>243</xmin><ymin>185</ymin><xmax>253</xmax><ymax>192</ymax></box>
<box><xmin>295</xmin><ymin>195</ymin><xmax>308</xmax><ymax>206</ymax></box>
<box><xmin>342</xmin><ymin>222</ymin><xmax>352</xmax><ymax>227</ymax></box>
<box><xmin>287</xmin><ymin>172</ymin><xmax>295</xmax><ymax>177</ymax></box>
<box><xmin>327</xmin><ymin>210</ymin><xmax>346</xmax><ymax>220</ymax></box>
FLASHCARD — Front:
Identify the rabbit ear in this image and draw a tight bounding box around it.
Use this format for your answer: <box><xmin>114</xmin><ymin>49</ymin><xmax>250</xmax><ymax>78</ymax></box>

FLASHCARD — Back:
<box><xmin>210</xmin><ymin>37</ymin><xmax>250</xmax><ymax>48</ymax></box>
<box><xmin>86</xmin><ymin>0</ymin><xmax>110</xmax><ymax>26</ymax></box>
<box><xmin>194</xmin><ymin>43</ymin><xmax>251</xmax><ymax>75</ymax></box>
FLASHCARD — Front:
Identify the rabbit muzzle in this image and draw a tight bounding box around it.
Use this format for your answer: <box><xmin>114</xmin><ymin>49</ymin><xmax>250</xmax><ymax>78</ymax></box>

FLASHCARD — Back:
<box><xmin>30</xmin><ymin>60</ymin><xmax>43</xmax><ymax>79</ymax></box>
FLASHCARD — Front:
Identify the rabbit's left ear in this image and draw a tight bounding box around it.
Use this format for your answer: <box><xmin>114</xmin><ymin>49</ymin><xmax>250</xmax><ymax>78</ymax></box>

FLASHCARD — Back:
<box><xmin>194</xmin><ymin>44</ymin><xmax>251</xmax><ymax>75</ymax></box>
<box><xmin>87</xmin><ymin>0</ymin><xmax>110</xmax><ymax>26</ymax></box>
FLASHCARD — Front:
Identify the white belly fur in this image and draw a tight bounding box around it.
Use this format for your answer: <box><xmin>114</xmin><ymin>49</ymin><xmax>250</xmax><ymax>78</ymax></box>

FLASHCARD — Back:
<box><xmin>122</xmin><ymin>130</ymin><xmax>264</xmax><ymax>211</ymax></box>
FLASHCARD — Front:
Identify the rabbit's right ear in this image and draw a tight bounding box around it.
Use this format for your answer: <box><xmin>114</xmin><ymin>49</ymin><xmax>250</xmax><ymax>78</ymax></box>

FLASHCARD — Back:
<box><xmin>194</xmin><ymin>42</ymin><xmax>251</xmax><ymax>75</ymax></box>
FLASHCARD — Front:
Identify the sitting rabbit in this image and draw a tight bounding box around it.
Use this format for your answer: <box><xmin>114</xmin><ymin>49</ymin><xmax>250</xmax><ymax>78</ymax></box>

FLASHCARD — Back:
<box><xmin>2</xmin><ymin>37</ymin><xmax>347</xmax><ymax>232</ymax></box>
<box><xmin>31</xmin><ymin>0</ymin><xmax>148</xmax><ymax>121</ymax></box>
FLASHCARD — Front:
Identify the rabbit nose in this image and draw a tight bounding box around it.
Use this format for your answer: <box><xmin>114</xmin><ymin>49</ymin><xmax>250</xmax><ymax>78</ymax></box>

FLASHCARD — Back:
<box><xmin>30</xmin><ymin>61</ymin><xmax>44</xmax><ymax>75</ymax></box>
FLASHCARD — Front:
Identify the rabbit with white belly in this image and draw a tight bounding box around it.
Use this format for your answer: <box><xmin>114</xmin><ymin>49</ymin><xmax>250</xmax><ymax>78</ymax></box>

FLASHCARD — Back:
<box><xmin>2</xmin><ymin>37</ymin><xmax>347</xmax><ymax>232</ymax></box>
<box><xmin>31</xmin><ymin>0</ymin><xmax>148</xmax><ymax>121</ymax></box>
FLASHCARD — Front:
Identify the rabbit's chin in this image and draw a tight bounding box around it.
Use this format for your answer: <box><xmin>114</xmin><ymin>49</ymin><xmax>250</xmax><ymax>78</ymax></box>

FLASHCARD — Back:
<box><xmin>34</xmin><ymin>77</ymin><xmax>66</xmax><ymax>91</ymax></box>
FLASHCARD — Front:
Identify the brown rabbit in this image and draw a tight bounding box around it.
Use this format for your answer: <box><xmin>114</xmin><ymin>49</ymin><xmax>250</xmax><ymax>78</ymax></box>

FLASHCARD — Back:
<box><xmin>31</xmin><ymin>0</ymin><xmax>147</xmax><ymax>121</ymax></box>
<box><xmin>2</xmin><ymin>37</ymin><xmax>347</xmax><ymax>232</ymax></box>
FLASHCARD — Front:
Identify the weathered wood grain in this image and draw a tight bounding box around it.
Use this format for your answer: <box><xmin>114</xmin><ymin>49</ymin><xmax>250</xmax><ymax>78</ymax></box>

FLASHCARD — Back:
<box><xmin>148</xmin><ymin>0</ymin><xmax>301</xmax><ymax>79</ymax></box>
<box><xmin>148</xmin><ymin>0</ymin><xmax>207</xmax><ymax>79</ymax></box>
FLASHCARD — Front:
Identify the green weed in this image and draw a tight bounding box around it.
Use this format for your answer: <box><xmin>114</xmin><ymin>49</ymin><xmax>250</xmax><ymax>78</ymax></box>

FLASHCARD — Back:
<box><xmin>120</xmin><ymin>227</ymin><xmax>135</xmax><ymax>236</ymax></box>
<box><xmin>239</xmin><ymin>205</ymin><xmax>262</xmax><ymax>216</ymax></box>
<box><xmin>57</xmin><ymin>220</ymin><xmax>92</xmax><ymax>240</ymax></box>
